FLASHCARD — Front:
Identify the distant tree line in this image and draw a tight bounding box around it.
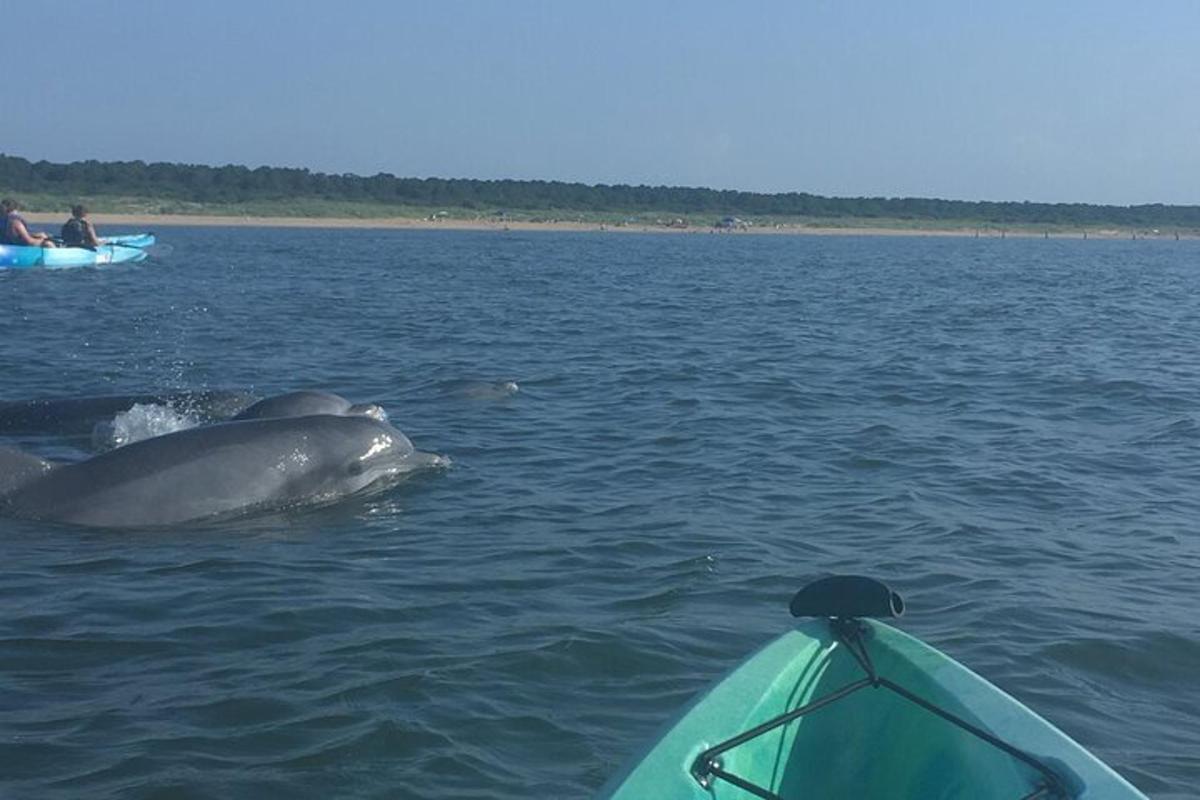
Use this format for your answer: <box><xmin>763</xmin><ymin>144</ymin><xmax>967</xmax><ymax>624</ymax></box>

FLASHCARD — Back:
<box><xmin>2</xmin><ymin>153</ymin><xmax>1197</xmax><ymax>227</ymax></box>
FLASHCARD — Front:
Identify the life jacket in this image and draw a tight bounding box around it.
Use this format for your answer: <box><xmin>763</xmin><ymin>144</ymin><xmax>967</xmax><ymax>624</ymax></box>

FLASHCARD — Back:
<box><xmin>61</xmin><ymin>217</ymin><xmax>90</xmax><ymax>248</ymax></box>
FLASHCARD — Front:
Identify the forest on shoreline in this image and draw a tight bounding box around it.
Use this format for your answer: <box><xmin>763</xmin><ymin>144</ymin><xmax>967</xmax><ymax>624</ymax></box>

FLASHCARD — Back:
<box><xmin>2</xmin><ymin>153</ymin><xmax>1197</xmax><ymax>230</ymax></box>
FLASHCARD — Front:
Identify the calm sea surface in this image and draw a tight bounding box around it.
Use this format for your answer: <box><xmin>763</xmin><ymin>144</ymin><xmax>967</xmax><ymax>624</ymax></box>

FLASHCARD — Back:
<box><xmin>1</xmin><ymin>228</ymin><xmax>1198</xmax><ymax>798</ymax></box>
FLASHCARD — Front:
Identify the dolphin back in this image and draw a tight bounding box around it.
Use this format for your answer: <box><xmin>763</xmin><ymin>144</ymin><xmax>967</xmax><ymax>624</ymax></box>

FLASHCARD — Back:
<box><xmin>0</xmin><ymin>391</ymin><xmax>258</xmax><ymax>436</ymax></box>
<box><xmin>232</xmin><ymin>391</ymin><xmax>352</xmax><ymax>421</ymax></box>
<box><xmin>0</xmin><ymin>445</ymin><xmax>55</xmax><ymax>496</ymax></box>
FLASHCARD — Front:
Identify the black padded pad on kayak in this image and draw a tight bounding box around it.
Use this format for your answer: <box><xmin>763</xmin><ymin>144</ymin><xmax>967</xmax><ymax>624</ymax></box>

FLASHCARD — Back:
<box><xmin>789</xmin><ymin>575</ymin><xmax>905</xmax><ymax>619</ymax></box>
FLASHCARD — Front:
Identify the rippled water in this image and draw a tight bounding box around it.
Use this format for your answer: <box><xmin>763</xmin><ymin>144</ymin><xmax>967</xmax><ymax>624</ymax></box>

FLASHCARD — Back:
<box><xmin>1</xmin><ymin>229</ymin><xmax>1198</xmax><ymax>798</ymax></box>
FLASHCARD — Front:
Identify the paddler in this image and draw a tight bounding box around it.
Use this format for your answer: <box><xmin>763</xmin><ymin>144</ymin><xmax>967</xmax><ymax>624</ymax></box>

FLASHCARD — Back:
<box><xmin>1</xmin><ymin>198</ymin><xmax>56</xmax><ymax>247</ymax></box>
<box><xmin>60</xmin><ymin>204</ymin><xmax>102</xmax><ymax>249</ymax></box>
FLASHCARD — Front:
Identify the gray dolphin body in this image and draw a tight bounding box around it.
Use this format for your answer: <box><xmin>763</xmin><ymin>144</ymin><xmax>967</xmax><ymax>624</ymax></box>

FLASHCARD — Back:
<box><xmin>432</xmin><ymin>379</ymin><xmax>520</xmax><ymax>400</ymax></box>
<box><xmin>233</xmin><ymin>391</ymin><xmax>386</xmax><ymax>422</ymax></box>
<box><xmin>2</xmin><ymin>415</ymin><xmax>442</xmax><ymax>528</ymax></box>
<box><xmin>91</xmin><ymin>390</ymin><xmax>382</xmax><ymax>451</ymax></box>
<box><xmin>0</xmin><ymin>446</ymin><xmax>54</xmax><ymax>496</ymax></box>
<box><xmin>0</xmin><ymin>390</ymin><xmax>258</xmax><ymax>436</ymax></box>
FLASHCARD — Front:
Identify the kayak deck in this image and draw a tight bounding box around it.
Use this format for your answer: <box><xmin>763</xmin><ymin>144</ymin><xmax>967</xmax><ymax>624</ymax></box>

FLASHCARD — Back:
<box><xmin>600</xmin><ymin>619</ymin><xmax>1145</xmax><ymax>799</ymax></box>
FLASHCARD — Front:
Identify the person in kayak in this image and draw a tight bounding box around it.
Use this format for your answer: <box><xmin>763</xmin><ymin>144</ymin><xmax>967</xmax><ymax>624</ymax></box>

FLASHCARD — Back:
<box><xmin>1</xmin><ymin>198</ymin><xmax>56</xmax><ymax>248</ymax></box>
<box><xmin>60</xmin><ymin>204</ymin><xmax>102</xmax><ymax>249</ymax></box>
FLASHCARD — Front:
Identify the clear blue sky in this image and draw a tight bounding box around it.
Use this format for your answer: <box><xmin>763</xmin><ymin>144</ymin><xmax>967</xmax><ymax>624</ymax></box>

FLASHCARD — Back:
<box><xmin>8</xmin><ymin>0</ymin><xmax>1199</xmax><ymax>205</ymax></box>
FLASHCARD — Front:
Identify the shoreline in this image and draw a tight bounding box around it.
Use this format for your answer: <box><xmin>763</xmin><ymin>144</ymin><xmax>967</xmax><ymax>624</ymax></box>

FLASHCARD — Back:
<box><xmin>22</xmin><ymin>212</ymin><xmax>1190</xmax><ymax>240</ymax></box>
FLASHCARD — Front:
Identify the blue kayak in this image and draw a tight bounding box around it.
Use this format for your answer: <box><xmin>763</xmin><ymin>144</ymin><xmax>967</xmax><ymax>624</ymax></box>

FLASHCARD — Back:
<box><xmin>0</xmin><ymin>233</ymin><xmax>155</xmax><ymax>269</ymax></box>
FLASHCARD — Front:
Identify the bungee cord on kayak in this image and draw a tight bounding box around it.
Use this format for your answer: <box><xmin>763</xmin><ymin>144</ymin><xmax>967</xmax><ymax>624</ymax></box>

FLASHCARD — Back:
<box><xmin>689</xmin><ymin>577</ymin><xmax>1072</xmax><ymax>800</ymax></box>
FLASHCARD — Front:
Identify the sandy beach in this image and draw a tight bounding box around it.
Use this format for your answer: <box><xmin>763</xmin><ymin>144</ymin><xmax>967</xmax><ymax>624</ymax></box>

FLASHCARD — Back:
<box><xmin>21</xmin><ymin>212</ymin><xmax>1170</xmax><ymax>239</ymax></box>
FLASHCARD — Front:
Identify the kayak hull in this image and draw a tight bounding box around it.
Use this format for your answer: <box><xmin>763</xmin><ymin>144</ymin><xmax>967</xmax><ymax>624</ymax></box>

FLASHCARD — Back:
<box><xmin>599</xmin><ymin>619</ymin><xmax>1146</xmax><ymax>799</ymax></box>
<box><xmin>0</xmin><ymin>233</ymin><xmax>154</xmax><ymax>269</ymax></box>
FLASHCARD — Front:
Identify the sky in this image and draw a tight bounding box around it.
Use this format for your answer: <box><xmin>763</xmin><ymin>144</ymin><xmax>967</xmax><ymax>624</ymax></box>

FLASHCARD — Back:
<box><xmin>7</xmin><ymin>0</ymin><xmax>1199</xmax><ymax>205</ymax></box>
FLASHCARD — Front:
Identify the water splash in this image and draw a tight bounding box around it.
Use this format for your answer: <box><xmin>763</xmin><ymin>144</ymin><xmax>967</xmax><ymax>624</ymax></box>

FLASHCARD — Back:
<box><xmin>90</xmin><ymin>403</ymin><xmax>201</xmax><ymax>450</ymax></box>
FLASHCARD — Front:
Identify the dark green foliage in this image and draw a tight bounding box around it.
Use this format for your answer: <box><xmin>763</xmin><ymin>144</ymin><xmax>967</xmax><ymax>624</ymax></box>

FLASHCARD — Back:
<box><xmin>2</xmin><ymin>152</ymin><xmax>1197</xmax><ymax>227</ymax></box>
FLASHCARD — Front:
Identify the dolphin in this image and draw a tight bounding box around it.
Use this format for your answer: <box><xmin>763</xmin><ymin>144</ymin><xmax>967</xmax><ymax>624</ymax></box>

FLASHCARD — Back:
<box><xmin>91</xmin><ymin>390</ymin><xmax>383</xmax><ymax>451</ymax></box>
<box><xmin>427</xmin><ymin>379</ymin><xmax>520</xmax><ymax>400</ymax></box>
<box><xmin>232</xmin><ymin>390</ymin><xmax>387</xmax><ymax>422</ymax></box>
<box><xmin>0</xmin><ymin>390</ymin><xmax>258</xmax><ymax>436</ymax></box>
<box><xmin>0</xmin><ymin>445</ymin><xmax>55</xmax><ymax>496</ymax></box>
<box><xmin>1</xmin><ymin>415</ymin><xmax>443</xmax><ymax>529</ymax></box>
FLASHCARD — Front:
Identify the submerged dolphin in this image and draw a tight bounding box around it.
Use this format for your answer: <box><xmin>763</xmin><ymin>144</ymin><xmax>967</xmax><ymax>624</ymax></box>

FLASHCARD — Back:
<box><xmin>428</xmin><ymin>379</ymin><xmax>520</xmax><ymax>400</ymax></box>
<box><xmin>0</xmin><ymin>445</ymin><xmax>55</xmax><ymax>496</ymax></box>
<box><xmin>232</xmin><ymin>390</ymin><xmax>387</xmax><ymax>422</ymax></box>
<box><xmin>1</xmin><ymin>415</ymin><xmax>443</xmax><ymax>528</ymax></box>
<box><xmin>0</xmin><ymin>390</ymin><xmax>258</xmax><ymax>436</ymax></box>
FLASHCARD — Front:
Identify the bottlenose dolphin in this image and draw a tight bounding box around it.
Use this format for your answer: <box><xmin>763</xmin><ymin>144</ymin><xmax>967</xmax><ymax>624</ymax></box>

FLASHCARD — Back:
<box><xmin>427</xmin><ymin>379</ymin><xmax>520</xmax><ymax>400</ymax></box>
<box><xmin>0</xmin><ymin>446</ymin><xmax>54</xmax><ymax>496</ymax></box>
<box><xmin>1</xmin><ymin>415</ymin><xmax>443</xmax><ymax>528</ymax></box>
<box><xmin>90</xmin><ymin>390</ymin><xmax>383</xmax><ymax>451</ymax></box>
<box><xmin>0</xmin><ymin>390</ymin><xmax>257</xmax><ymax>436</ymax></box>
<box><xmin>233</xmin><ymin>390</ymin><xmax>387</xmax><ymax>422</ymax></box>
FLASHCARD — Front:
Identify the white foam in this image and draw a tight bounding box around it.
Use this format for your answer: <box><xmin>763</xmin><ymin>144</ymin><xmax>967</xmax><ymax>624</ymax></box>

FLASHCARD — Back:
<box><xmin>91</xmin><ymin>403</ymin><xmax>202</xmax><ymax>450</ymax></box>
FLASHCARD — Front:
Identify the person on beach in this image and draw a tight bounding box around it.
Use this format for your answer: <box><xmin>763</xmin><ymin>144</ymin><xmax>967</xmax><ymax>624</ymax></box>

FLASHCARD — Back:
<box><xmin>61</xmin><ymin>204</ymin><xmax>102</xmax><ymax>249</ymax></box>
<box><xmin>1</xmin><ymin>198</ymin><xmax>57</xmax><ymax>247</ymax></box>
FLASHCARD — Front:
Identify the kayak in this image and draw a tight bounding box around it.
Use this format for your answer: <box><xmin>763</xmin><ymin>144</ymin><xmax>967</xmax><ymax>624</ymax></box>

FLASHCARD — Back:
<box><xmin>103</xmin><ymin>233</ymin><xmax>156</xmax><ymax>249</ymax></box>
<box><xmin>0</xmin><ymin>243</ymin><xmax>148</xmax><ymax>268</ymax></box>
<box><xmin>598</xmin><ymin>577</ymin><xmax>1147</xmax><ymax>800</ymax></box>
<box><xmin>0</xmin><ymin>233</ymin><xmax>154</xmax><ymax>269</ymax></box>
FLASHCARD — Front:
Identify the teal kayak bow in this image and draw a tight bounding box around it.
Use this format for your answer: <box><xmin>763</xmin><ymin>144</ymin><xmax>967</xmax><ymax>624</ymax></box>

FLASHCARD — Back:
<box><xmin>599</xmin><ymin>577</ymin><xmax>1147</xmax><ymax>800</ymax></box>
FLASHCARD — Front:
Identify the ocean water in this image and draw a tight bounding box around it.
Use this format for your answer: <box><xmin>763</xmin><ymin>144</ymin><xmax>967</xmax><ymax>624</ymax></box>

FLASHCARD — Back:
<box><xmin>1</xmin><ymin>228</ymin><xmax>1198</xmax><ymax>799</ymax></box>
